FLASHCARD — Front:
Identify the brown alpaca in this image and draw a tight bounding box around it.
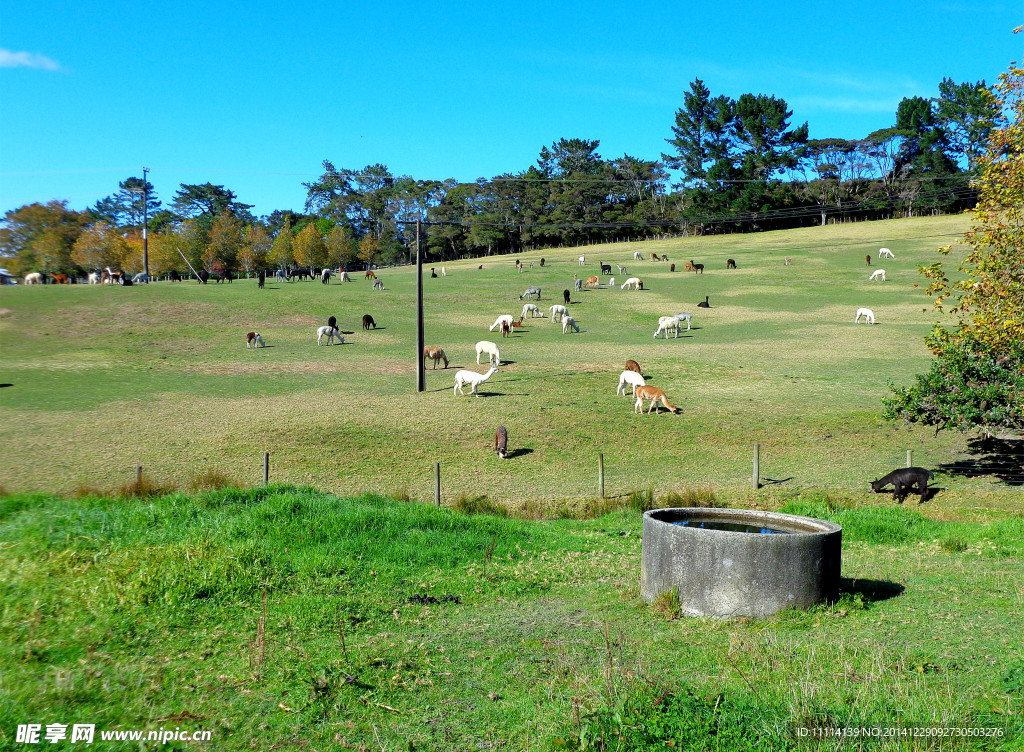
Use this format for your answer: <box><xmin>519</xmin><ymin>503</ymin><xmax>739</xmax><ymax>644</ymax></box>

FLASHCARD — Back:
<box><xmin>495</xmin><ymin>425</ymin><xmax>508</xmax><ymax>459</ymax></box>
<box><xmin>651</xmin><ymin>253</ymin><xmax>659</xmax><ymax>261</ymax></box>
<box><xmin>365</xmin><ymin>270</ymin><xmax>376</xmax><ymax>279</ymax></box>
<box><xmin>584</xmin><ymin>275</ymin><xmax>599</xmax><ymax>289</ymax></box>
<box><xmin>866</xmin><ymin>255</ymin><xmax>872</xmax><ymax>265</ymax></box>
<box><xmin>422</xmin><ymin>346</ymin><xmax>449</xmax><ymax>369</ymax></box>
<box><xmin>634</xmin><ymin>385</ymin><xmax>680</xmax><ymax>415</ymax></box>
<box><xmin>511</xmin><ymin>317</ymin><xmax>525</xmax><ymax>329</ymax></box>
<box><xmin>625</xmin><ymin>359</ymin><xmax>642</xmax><ymax>375</ymax></box>
<box><xmin>362</xmin><ymin>314</ymin><xmax>376</xmax><ymax>330</ymax></box>
<box><xmin>501</xmin><ymin>321</ymin><xmax>511</xmax><ymax>338</ymax></box>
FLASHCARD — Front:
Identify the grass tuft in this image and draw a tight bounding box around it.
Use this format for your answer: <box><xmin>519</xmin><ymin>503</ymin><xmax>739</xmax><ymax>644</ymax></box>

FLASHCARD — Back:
<box><xmin>651</xmin><ymin>588</ymin><xmax>682</xmax><ymax>620</ymax></box>
<box><xmin>452</xmin><ymin>492</ymin><xmax>509</xmax><ymax>517</ymax></box>
<box><xmin>117</xmin><ymin>474</ymin><xmax>178</xmax><ymax>498</ymax></box>
<box><xmin>187</xmin><ymin>468</ymin><xmax>238</xmax><ymax>492</ymax></box>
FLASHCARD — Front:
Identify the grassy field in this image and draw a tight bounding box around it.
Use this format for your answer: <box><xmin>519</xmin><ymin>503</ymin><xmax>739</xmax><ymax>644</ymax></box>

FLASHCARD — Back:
<box><xmin>1</xmin><ymin>214</ymin><xmax>1017</xmax><ymax>518</ymax></box>
<box><xmin>0</xmin><ymin>486</ymin><xmax>1020</xmax><ymax>750</ymax></box>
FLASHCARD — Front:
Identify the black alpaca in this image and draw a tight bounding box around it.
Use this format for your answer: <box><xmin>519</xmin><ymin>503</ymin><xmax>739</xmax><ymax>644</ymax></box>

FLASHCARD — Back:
<box><xmin>697</xmin><ymin>296</ymin><xmax>710</xmax><ymax>308</ymax></box>
<box><xmin>563</xmin><ymin>289</ymin><xmax>571</xmax><ymax>305</ymax></box>
<box><xmin>871</xmin><ymin>467</ymin><xmax>933</xmax><ymax>503</ymax></box>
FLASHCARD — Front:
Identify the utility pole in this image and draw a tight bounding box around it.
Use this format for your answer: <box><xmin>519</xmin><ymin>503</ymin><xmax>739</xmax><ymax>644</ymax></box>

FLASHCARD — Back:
<box><xmin>416</xmin><ymin>220</ymin><xmax>425</xmax><ymax>392</ymax></box>
<box><xmin>142</xmin><ymin>167</ymin><xmax>150</xmax><ymax>279</ymax></box>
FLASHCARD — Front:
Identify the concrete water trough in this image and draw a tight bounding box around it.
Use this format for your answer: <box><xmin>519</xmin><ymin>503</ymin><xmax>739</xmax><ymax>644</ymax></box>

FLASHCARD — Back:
<box><xmin>641</xmin><ymin>507</ymin><xmax>842</xmax><ymax>618</ymax></box>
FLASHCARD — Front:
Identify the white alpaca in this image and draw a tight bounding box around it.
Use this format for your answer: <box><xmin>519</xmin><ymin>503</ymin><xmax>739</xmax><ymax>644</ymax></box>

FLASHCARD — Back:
<box><xmin>454</xmin><ymin>366</ymin><xmax>498</xmax><ymax>397</ymax></box>
<box><xmin>521</xmin><ymin>303</ymin><xmax>542</xmax><ymax>318</ymax></box>
<box><xmin>574</xmin><ymin>278</ymin><xmax>583</xmax><ymax>292</ymax></box>
<box><xmin>87</xmin><ymin>272</ymin><xmax>99</xmax><ymax>284</ymax></box>
<box><xmin>621</xmin><ymin>277</ymin><xmax>642</xmax><ymax>290</ymax></box>
<box><xmin>578</xmin><ymin>255</ymin><xmax>585</xmax><ymax>266</ymax></box>
<box><xmin>24</xmin><ymin>272</ymin><xmax>42</xmax><ymax>285</ymax></box>
<box><xmin>441</xmin><ymin>266</ymin><xmax>447</xmax><ymax>277</ymax></box>
<box><xmin>633</xmin><ymin>251</ymin><xmax>643</xmax><ymax>261</ymax></box>
<box><xmin>562</xmin><ymin>316</ymin><xmax>579</xmax><ymax>333</ymax></box>
<box><xmin>317</xmin><ymin>326</ymin><xmax>344</xmax><ymax>345</ymax></box>
<box><xmin>855</xmin><ymin>307</ymin><xmax>875</xmax><ymax>324</ymax></box>
<box><xmin>878</xmin><ymin>247</ymin><xmax>895</xmax><ymax>259</ymax></box>
<box><xmin>489</xmin><ymin>314</ymin><xmax>513</xmax><ymax>332</ymax></box>
<box><xmin>608</xmin><ymin>277</ymin><xmax>615</xmax><ymax>288</ymax></box>
<box><xmin>869</xmin><ymin>269</ymin><xmax>886</xmax><ymax>281</ymax></box>
<box><xmin>673</xmin><ymin>312</ymin><xmax>692</xmax><ymax>331</ymax></box>
<box><xmin>338</xmin><ymin>270</ymin><xmax>351</xmax><ymax>282</ymax></box>
<box><xmin>617</xmin><ymin>264</ymin><xmax>627</xmax><ymax>275</ymax></box>
<box><xmin>548</xmin><ymin>304</ymin><xmax>568</xmax><ymax>322</ymax></box>
<box><xmin>616</xmin><ymin>370</ymin><xmax>646</xmax><ymax>396</ymax></box>
<box><xmin>653</xmin><ymin>316</ymin><xmax>680</xmax><ymax>339</ymax></box>
<box><xmin>475</xmin><ymin>340</ymin><xmax>500</xmax><ymax>366</ymax></box>
<box><xmin>246</xmin><ymin>332</ymin><xmax>266</xmax><ymax>349</ymax></box>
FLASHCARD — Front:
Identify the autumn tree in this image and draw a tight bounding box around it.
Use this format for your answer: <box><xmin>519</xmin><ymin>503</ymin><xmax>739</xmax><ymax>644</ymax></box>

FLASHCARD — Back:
<box><xmin>71</xmin><ymin>223</ymin><xmax>131</xmax><ymax>271</ymax></box>
<box><xmin>238</xmin><ymin>224</ymin><xmax>272</xmax><ymax>273</ymax></box>
<box><xmin>204</xmin><ymin>210</ymin><xmax>244</xmax><ymax>271</ymax></box>
<box><xmin>270</xmin><ymin>219</ymin><xmax>295</xmax><ymax>269</ymax></box>
<box><xmin>884</xmin><ymin>58</ymin><xmax>1024</xmax><ymax>434</ymax></box>
<box><xmin>324</xmin><ymin>224</ymin><xmax>356</xmax><ymax>267</ymax></box>
<box><xmin>292</xmin><ymin>222</ymin><xmax>326</xmax><ymax>268</ymax></box>
<box><xmin>0</xmin><ymin>201</ymin><xmax>87</xmax><ymax>273</ymax></box>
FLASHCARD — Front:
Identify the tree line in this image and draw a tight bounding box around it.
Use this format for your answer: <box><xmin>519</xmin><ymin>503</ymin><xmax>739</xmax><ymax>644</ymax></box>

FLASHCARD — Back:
<box><xmin>0</xmin><ymin>76</ymin><xmax>1001</xmax><ymax>277</ymax></box>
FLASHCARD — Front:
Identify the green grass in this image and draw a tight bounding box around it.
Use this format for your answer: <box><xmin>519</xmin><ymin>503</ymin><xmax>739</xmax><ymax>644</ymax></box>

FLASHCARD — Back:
<box><xmin>1</xmin><ymin>215</ymin><xmax>1016</xmax><ymax>522</ymax></box>
<box><xmin>0</xmin><ymin>486</ymin><xmax>1020</xmax><ymax>750</ymax></box>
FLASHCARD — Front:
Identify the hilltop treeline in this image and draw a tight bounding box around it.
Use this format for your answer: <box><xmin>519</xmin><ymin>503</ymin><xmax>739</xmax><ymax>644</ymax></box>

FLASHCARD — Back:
<box><xmin>0</xmin><ymin>76</ymin><xmax>1000</xmax><ymax>276</ymax></box>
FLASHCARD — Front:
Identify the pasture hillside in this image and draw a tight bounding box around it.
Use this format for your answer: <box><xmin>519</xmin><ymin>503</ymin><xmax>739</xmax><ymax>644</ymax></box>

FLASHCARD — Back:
<box><xmin>0</xmin><ymin>215</ymin><xmax>1016</xmax><ymax>516</ymax></box>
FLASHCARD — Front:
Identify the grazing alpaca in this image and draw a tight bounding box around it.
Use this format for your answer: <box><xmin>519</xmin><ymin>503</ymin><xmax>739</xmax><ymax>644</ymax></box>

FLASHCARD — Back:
<box><xmin>625</xmin><ymin>359</ymin><xmax>642</xmax><ymax>375</ymax></box>
<box><xmin>673</xmin><ymin>312</ymin><xmax>692</xmax><ymax>331</ymax></box>
<box><xmin>855</xmin><ymin>307</ymin><xmax>875</xmax><ymax>324</ymax></box>
<box><xmin>246</xmin><ymin>331</ymin><xmax>266</xmax><ymax>349</ymax></box>
<box><xmin>454</xmin><ymin>366</ymin><xmax>498</xmax><ymax>397</ymax></box>
<box><xmin>317</xmin><ymin>326</ymin><xmax>344</xmax><ymax>345</ymax></box>
<box><xmin>365</xmin><ymin>270</ymin><xmax>376</xmax><ymax>279</ymax></box>
<box><xmin>475</xmin><ymin>340</ymin><xmax>500</xmax><ymax>366</ymax></box>
<box><xmin>634</xmin><ymin>385</ymin><xmax>680</xmax><ymax>415</ymax></box>
<box><xmin>651</xmin><ymin>253</ymin><xmax>659</xmax><ymax>262</ymax></box>
<box><xmin>574</xmin><ymin>278</ymin><xmax>583</xmax><ymax>292</ymax></box>
<box><xmin>372</xmin><ymin>278</ymin><xmax>385</xmax><ymax>290</ymax></box>
<box><xmin>661</xmin><ymin>254</ymin><xmax>669</xmax><ymax>262</ymax></box>
<box><xmin>495</xmin><ymin>425</ymin><xmax>509</xmax><ymax>459</ymax></box>
<box><xmin>501</xmin><ymin>321</ymin><xmax>511</xmax><ymax>338</ymax></box>
<box><xmin>608</xmin><ymin>277</ymin><xmax>615</xmax><ymax>287</ymax></box>
<box><xmin>522</xmin><ymin>303</ymin><xmax>542</xmax><ymax>318</ymax></box>
<box><xmin>727</xmin><ymin>258</ymin><xmax>737</xmax><ymax>269</ymax></box>
<box><xmin>548</xmin><ymin>304</ymin><xmax>567</xmax><ymax>322</ymax></box>
<box><xmin>562</xmin><ymin>316</ymin><xmax>579</xmax><ymax>333</ymax></box>
<box><xmin>879</xmin><ymin>247</ymin><xmax>895</xmax><ymax>259</ymax></box>
<box><xmin>578</xmin><ymin>255</ymin><xmax>585</xmax><ymax>266</ymax></box>
<box><xmin>865</xmin><ymin>255</ymin><xmax>872</xmax><ymax>265</ymax></box>
<box><xmin>784</xmin><ymin>257</ymin><xmax>792</xmax><ymax>265</ymax></box>
<box><xmin>422</xmin><ymin>346</ymin><xmax>449</xmax><ymax>369</ymax></box>
<box><xmin>362</xmin><ymin>314</ymin><xmax>376</xmax><ymax>330</ymax></box>
<box><xmin>617</xmin><ymin>369</ymin><xmax>647</xmax><ymax>396</ymax></box>
<box><xmin>320</xmin><ymin>268</ymin><xmax>331</xmax><ymax>283</ymax></box>
<box><xmin>519</xmin><ymin>286</ymin><xmax>541</xmax><ymax>300</ymax></box>
<box><xmin>275</xmin><ymin>269</ymin><xmax>287</xmax><ymax>282</ymax></box>
<box><xmin>869</xmin><ymin>269</ymin><xmax>886</xmax><ymax>281</ymax></box>
<box><xmin>689</xmin><ymin>260</ymin><xmax>704</xmax><ymax>274</ymax></box>
<box><xmin>653</xmin><ymin>316</ymin><xmax>680</xmax><ymax>339</ymax></box>
<box><xmin>489</xmin><ymin>314</ymin><xmax>514</xmax><ymax>331</ymax></box>
<box><xmin>327</xmin><ymin>315</ymin><xmax>337</xmax><ymax>330</ymax></box>
<box><xmin>683</xmin><ymin>262</ymin><xmax>696</xmax><ymax>272</ymax></box>
<box><xmin>620</xmin><ymin>277</ymin><xmax>643</xmax><ymax>290</ymax></box>
<box><xmin>51</xmin><ymin>273</ymin><xmax>69</xmax><ymax>284</ymax></box>
<box><xmin>24</xmin><ymin>272</ymin><xmax>43</xmax><ymax>285</ymax></box>
<box><xmin>339</xmin><ymin>270</ymin><xmax>351</xmax><ymax>282</ymax></box>
<box><xmin>871</xmin><ymin>467</ymin><xmax>932</xmax><ymax>503</ymax></box>
<box><xmin>511</xmin><ymin>317</ymin><xmax>526</xmax><ymax>329</ymax></box>
<box><xmin>584</xmin><ymin>276</ymin><xmax>599</xmax><ymax>289</ymax></box>
<box><xmin>697</xmin><ymin>296</ymin><xmax>710</xmax><ymax>308</ymax></box>
<box><xmin>563</xmin><ymin>289</ymin><xmax>571</xmax><ymax>305</ymax></box>
<box><xmin>633</xmin><ymin>251</ymin><xmax>643</xmax><ymax>261</ymax></box>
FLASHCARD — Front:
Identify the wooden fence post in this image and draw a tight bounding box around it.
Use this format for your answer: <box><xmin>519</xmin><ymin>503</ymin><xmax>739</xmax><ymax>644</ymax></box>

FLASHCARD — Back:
<box><xmin>598</xmin><ymin>453</ymin><xmax>605</xmax><ymax>499</ymax></box>
<box><xmin>906</xmin><ymin>450</ymin><xmax>913</xmax><ymax>468</ymax></box>
<box><xmin>136</xmin><ymin>465</ymin><xmax>143</xmax><ymax>485</ymax></box>
<box><xmin>263</xmin><ymin>452</ymin><xmax>270</xmax><ymax>485</ymax></box>
<box><xmin>752</xmin><ymin>443</ymin><xmax>760</xmax><ymax>490</ymax></box>
<box><xmin>434</xmin><ymin>462</ymin><xmax>441</xmax><ymax>507</ymax></box>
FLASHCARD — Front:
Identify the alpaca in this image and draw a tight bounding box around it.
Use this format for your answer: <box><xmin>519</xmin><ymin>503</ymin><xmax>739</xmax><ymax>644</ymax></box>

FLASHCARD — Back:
<box><xmin>327</xmin><ymin>315</ymin><xmax>337</xmax><ymax>330</ymax></box>
<box><xmin>51</xmin><ymin>273</ymin><xmax>70</xmax><ymax>284</ymax></box>
<box><xmin>634</xmin><ymin>385</ymin><xmax>680</xmax><ymax>415</ymax></box>
<box><xmin>697</xmin><ymin>296</ymin><xmax>710</xmax><ymax>308</ymax></box>
<box><xmin>501</xmin><ymin>321</ymin><xmax>511</xmax><ymax>338</ymax></box>
<box><xmin>727</xmin><ymin>259</ymin><xmax>737</xmax><ymax>269</ymax></box>
<box><xmin>784</xmin><ymin>257</ymin><xmax>792</xmax><ymax>265</ymax></box>
<box><xmin>617</xmin><ymin>369</ymin><xmax>646</xmax><ymax>396</ymax></box>
<box><xmin>617</xmin><ymin>264</ymin><xmax>627</xmax><ymax>275</ymax></box>
<box><xmin>87</xmin><ymin>272</ymin><xmax>99</xmax><ymax>284</ymax></box>
<box><xmin>673</xmin><ymin>312</ymin><xmax>692</xmax><ymax>331</ymax></box>
<box><xmin>515</xmin><ymin>259</ymin><xmax>522</xmax><ymax>272</ymax></box>
<box><xmin>317</xmin><ymin>326</ymin><xmax>344</xmax><ymax>345</ymax></box>
<box><xmin>651</xmin><ymin>253</ymin><xmax>660</xmax><ymax>262</ymax></box>
<box><xmin>475</xmin><ymin>340</ymin><xmax>500</xmax><ymax>366</ymax></box>
<box><xmin>373</xmin><ymin>278</ymin><xmax>385</xmax><ymax>290</ymax></box>
<box><xmin>362</xmin><ymin>314</ymin><xmax>376</xmax><ymax>330</ymax></box>
<box><xmin>584</xmin><ymin>276</ymin><xmax>599</xmax><ymax>289</ymax></box>
<box><xmin>633</xmin><ymin>251</ymin><xmax>643</xmax><ymax>261</ymax></box>
<box><xmin>489</xmin><ymin>314</ymin><xmax>514</xmax><ymax>331</ymax></box>
<box><xmin>574</xmin><ymin>278</ymin><xmax>583</xmax><ymax>292</ymax></box>
<box><xmin>661</xmin><ymin>254</ymin><xmax>669</xmax><ymax>262</ymax></box>
<box><xmin>869</xmin><ymin>269</ymin><xmax>886</xmax><ymax>281</ymax></box>
<box><xmin>495</xmin><ymin>425</ymin><xmax>509</xmax><ymax>459</ymax></box>
<box><xmin>855</xmin><ymin>307</ymin><xmax>875</xmax><ymax>324</ymax></box>
<box><xmin>519</xmin><ymin>286</ymin><xmax>541</xmax><ymax>300</ymax></box>
<box><xmin>865</xmin><ymin>255</ymin><xmax>872</xmax><ymax>265</ymax></box>
<box><xmin>654</xmin><ymin>316</ymin><xmax>680</xmax><ymax>339</ymax></box>
<box><xmin>621</xmin><ymin>277</ymin><xmax>642</xmax><ymax>290</ymax></box>
<box><xmin>562</xmin><ymin>316</ymin><xmax>579</xmax><ymax>333</ymax></box>
<box><xmin>625</xmin><ymin>359</ymin><xmax>642</xmax><ymax>375</ymax></box>
<box><xmin>608</xmin><ymin>277</ymin><xmax>615</xmax><ymax>288</ymax></box>
<box><xmin>423</xmin><ymin>346</ymin><xmax>449</xmax><ymax>369</ymax></box>
<box><xmin>454</xmin><ymin>366</ymin><xmax>498</xmax><ymax>397</ymax></box>
<box><xmin>320</xmin><ymin>268</ymin><xmax>332</xmax><ymax>283</ymax></box>
<box><xmin>365</xmin><ymin>270</ymin><xmax>376</xmax><ymax>279</ymax></box>
<box><xmin>684</xmin><ymin>262</ymin><xmax>696</xmax><ymax>272</ymax></box>
<box><xmin>339</xmin><ymin>270</ymin><xmax>351</xmax><ymax>282</ymax></box>
<box><xmin>441</xmin><ymin>266</ymin><xmax>447</xmax><ymax>277</ymax></box>
<box><xmin>578</xmin><ymin>255</ymin><xmax>585</xmax><ymax>266</ymax></box>
<box><xmin>511</xmin><ymin>317</ymin><xmax>526</xmax><ymax>329</ymax></box>
<box><xmin>689</xmin><ymin>260</ymin><xmax>704</xmax><ymax>274</ymax></box>
<box><xmin>670</xmin><ymin>264</ymin><xmax>675</xmax><ymax>272</ymax></box>
<box><xmin>563</xmin><ymin>289</ymin><xmax>571</xmax><ymax>305</ymax></box>
<box><xmin>548</xmin><ymin>304</ymin><xmax>567</xmax><ymax>322</ymax></box>
<box><xmin>871</xmin><ymin>467</ymin><xmax>932</xmax><ymax>503</ymax></box>
<box><xmin>600</xmin><ymin>263</ymin><xmax>612</xmax><ymax>275</ymax></box>
<box><xmin>258</xmin><ymin>270</ymin><xmax>266</xmax><ymax>288</ymax></box>
<box><xmin>879</xmin><ymin>248</ymin><xmax>895</xmax><ymax>259</ymax></box>
<box><xmin>24</xmin><ymin>272</ymin><xmax>43</xmax><ymax>285</ymax></box>
<box><xmin>246</xmin><ymin>331</ymin><xmax>266</xmax><ymax>349</ymax></box>
<box><xmin>522</xmin><ymin>303</ymin><xmax>542</xmax><ymax>318</ymax></box>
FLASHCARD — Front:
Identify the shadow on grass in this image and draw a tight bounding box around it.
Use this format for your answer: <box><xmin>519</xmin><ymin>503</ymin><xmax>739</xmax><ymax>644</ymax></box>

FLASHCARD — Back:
<box><xmin>839</xmin><ymin>577</ymin><xmax>905</xmax><ymax>603</ymax></box>
<box><xmin>0</xmin><ymin>384</ymin><xmax>11</xmax><ymax>388</ymax></box>
<box><xmin>937</xmin><ymin>436</ymin><xmax>1024</xmax><ymax>486</ymax></box>
<box><xmin>506</xmin><ymin>447</ymin><xmax>534</xmax><ymax>459</ymax></box>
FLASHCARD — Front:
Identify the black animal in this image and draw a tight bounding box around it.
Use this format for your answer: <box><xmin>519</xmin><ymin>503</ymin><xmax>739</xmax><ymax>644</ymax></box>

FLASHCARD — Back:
<box><xmin>866</xmin><ymin>255</ymin><xmax>872</xmax><ymax>265</ymax></box>
<box><xmin>197</xmin><ymin>270</ymin><xmax>210</xmax><ymax>284</ymax></box>
<box><xmin>697</xmin><ymin>296</ymin><xmax>710</xmax><ymax>308</ymax></box>
<box><xmin>563</xmin><ymin>289</ymin><xmax>571</xmax><ymax>305</ymax></box>
<box><xmin>431</xmin><ymin>268</ymin><xmax>437</xmax><ymax>278</ymax></box>
<box><xmin>258</xmin><ymin>269</ymin><xmax>265</xmax><ymax>288</ymax></box>
<box><xmin>689</xmin><ymin>260</ymin><xmax>704</xmax><ymax>274</ymax></box>
<box><xmin>727</xmin><ymin>258</ymin><xmax>737</xmax><ymax>269</ymax></box>
<box><xmin>539</xmin><ymin>258</ymin><xmax>545</xmax><ymax>267</ymax></box>
<box><xmin>871</xmin><ymin>467</ymin><xmax>933</xmax><ymax>503</ymax></box>
<box><xmin>600</xmin><ymin>263</ymin><xmax>612</xmax><ymax>275</ymax></box>
<box><xmin>495</xmin><ymin>426</ymin><xmax>508</xmax><ymax>459</ymax></box>
<box><xmin>362</xmin><ymin>314</ymin><xmax>376</xmax><ymax>330</ymax></box>
<box><xmin>327</xmin><ymin>315</ymin><xmax>337</xmax><ymax>330</ymax></box>
<box><xmin>169</xmin><ymin>269</ymin><xmax>181</xmax><ymax>282</ymax></box>
<box><xmin>670</xmin><ymin>263</ymin><xmax>676</xmax><ymax>272</ymax></box>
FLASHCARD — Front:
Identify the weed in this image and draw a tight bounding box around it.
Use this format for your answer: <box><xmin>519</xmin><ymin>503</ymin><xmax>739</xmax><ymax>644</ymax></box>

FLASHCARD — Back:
<box><xmin>116</xmin><ymin>474</ymin><xmax>177</xmax><ymax>498</ymax></box>
<box><xmin>661</xmin><ymin>486</ymin><xmax>719</xmax><ymax>508</ymax></box>
<box><xmin>71</xmin><ymin>485</ymin><xmax>107</xmax><ymax>499</ymax></box>
<box><xmin>626</xmin><ymin>486</ymin><xmax>656</xmax><ymax>513</ymax></box>
<box><xmin>941</xmin><ymin>536</ymin><xmax>969</xmax><ymax>553</ymax></box>
<box><xmin>388</xmin><ymin>486</ymin><xmax>413</xmax><ymax>503</ymax></box>
<box><xmin>650</xmin><ymin>588</ymin><xmax>681</xmax><ymax>620</ymax></box>
<box><xmin>452</xmin><ymin>493</ymin><xmax>508</xmax><ymax>517</ymax></box>
<box><xmin>187</xmin><ymin>469</ymin><xmax>237</xmax><ymax>492</ymax></box>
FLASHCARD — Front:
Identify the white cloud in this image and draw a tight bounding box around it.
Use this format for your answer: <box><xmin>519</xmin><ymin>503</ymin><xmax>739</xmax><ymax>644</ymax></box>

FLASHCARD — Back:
<box><xmin>0</xmin><ymin>48</ymin><xmax>61</xmax><ymax>71</ymax></box>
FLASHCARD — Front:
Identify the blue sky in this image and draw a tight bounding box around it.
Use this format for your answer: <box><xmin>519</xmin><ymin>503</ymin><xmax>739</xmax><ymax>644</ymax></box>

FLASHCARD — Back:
<box><xmin>1</xmin><ymin>1</ymin><xmax>1020</xmax><ymax>219</ymax></box>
